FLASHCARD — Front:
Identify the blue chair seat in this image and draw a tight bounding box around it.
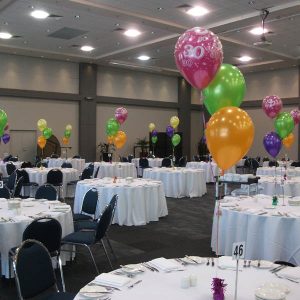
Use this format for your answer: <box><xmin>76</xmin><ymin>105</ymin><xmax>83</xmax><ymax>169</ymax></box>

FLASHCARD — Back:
<box><xmin>73</xmin><ymin>213</ymin><xmax>93</xmax><ymax>221</ymax></box>
<box><xmin>42</xmin><ymin>292</ymin><xmax>75</xmax><ymax>300</ymax></box>
<box><xmin>62</xmin><ymin>231</ymin><xmax>95</xmax><ymax>245</ymax></box>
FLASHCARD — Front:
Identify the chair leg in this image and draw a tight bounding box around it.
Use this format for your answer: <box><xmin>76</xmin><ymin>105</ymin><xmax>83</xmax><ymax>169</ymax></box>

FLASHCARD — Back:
<box><xmin>84</xmin><ymin>244</ymin><xmax>99</xmax><ymax>274</ymax></box>
<box><xmin>101</xmin><ymin>240</ymin><xmax>113</xmax><ymax>270</ymax></box>
<box><xmin>57</xmin><ymin>256</ymin><xmax>66</xmax><ymax>292</ymax></box>
<box><xmin>105</xmin><ymin>234</ymin><xmax>117</xmax><ymax>261</ymax></box>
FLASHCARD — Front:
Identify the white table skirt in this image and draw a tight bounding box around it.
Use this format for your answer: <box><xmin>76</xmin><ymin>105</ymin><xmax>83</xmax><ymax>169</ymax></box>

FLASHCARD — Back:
<box><xmin>74</xmin><ymin>178</ymin><xmax>168</xmax><ymax>226</ymax></box>
<box><xmin>0</xmin><ymin>198</ymin><xmax>74</xmax><ymax>278</ymax></box>
<box><xmin>256</xmin><ymin>167</ymin><xmax>300</xmax><ymax>177</ymax></box>
<box><xmin>25</xmin><ymin>167</ymin><xmax>79</xmax><ymax>198</ymax></box>
<box><xmin>143</xmin><ymin>168</ymin><xmax>206</xmax><ymax>198</ymax></box>
<box><xmin>262</xmin><ymin>161</ymin><xmax>293</xmax><ymax>168</ymax></box>
<box><xmin>75</xmin><ymin>257</ymin><xmax>300</xmax><ymax>300</ymax></box>
<box><xmin>86</xmin><ymin>162</ymin><xmax>137</xmax><ymax>179</ymax></box>
<box><xmin>0</xmin><ymin>161</ymin><xmax>22</xmax><ymax>177</ymax></box>
<box><xmin>45</xmin><ymin>158</ymin><xmax>86</xmax><ymax>173</ymax></box>
<box><xmin>211</xmin><ymin>195</ymin><xmax>300</xmax><ymax>265</ymax></box>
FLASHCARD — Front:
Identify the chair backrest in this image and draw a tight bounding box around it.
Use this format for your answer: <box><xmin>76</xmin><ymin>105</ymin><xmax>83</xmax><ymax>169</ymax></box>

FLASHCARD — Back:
<box><xmin>120</xmin><ymin>156</ymin><xmax>128</xmax><ymax>162</ymax></box>
<box><xmin>81</xmin><ymin>188</ymin><xmax>99</xmax><ymax>216</ymax></box>
<box><xmin>0</xmin><ymin>186</ymin><xmax>10</xmax><ymax>199</ymax></box>
<box><xmin>50</xmin><ymin>154</ymin><xmax>59</xmax><ymax>158</ymax></box>
<box><xmin>161</xmin><ymin>158</ymin><xmax>171</xmax><ymax>167</ymax></box>
<box><xmin>36</xmin><ymin>161</ymin><xmax>48</xmax><ymax>168</ymax></box>
<box><xmin>73</xmin><ymin>155</ymin><xmax>81</xmax><ymax>159</ymax></box>
<box><xmin>108</xmin><ymin>194</ymin><xmax>118</xmax><ymax>225</ymax></box>
<box><xmin>95</xmin><ymin>204</ymin><xmax>114</xmax><ymax>241</ymax></box>
<box><xmin>193</xmin><ymin>155</ymin><xmax>200</xmax><ymax>162</ymax></box>
<box><xmin>87</xmin><ymin>163</ymin><xmax>94</xmax><ymax>174</ymax></box>
<box><xmin>256</xmin><ymin>156</ymin><xmax>261</xmax><ymax>163</ymax></box>
<box><xmin>6</xmin><ymin>171</ymin><xmax>17</xmax><ymax>191</ymax></box>
<box><xmin>178</xmin><ymin>156</ymin><xmax>187</xmax><ymax>167</ymax></box>
<box><xmin>35</xmin><ymin>184</ymin><xmax>57</xmax><ymax>201</ymax></box>
<box><xmin>9</xmin><ymin>156</ymin><xmax>18</xmax><ymax>162</ymax></box>
<box><xmin>139</xmin><ymin>158</ymin><xmax>149</xmax><ymax>168</ymax></box>
<box><xmin>23</xmin><ymin>218</ymin><xmax>62</xmax><ymax>254</ymax></box>
<box><xmin>6</xmin><ymin>162</ymin><xmax>16</xmax><ymax>175</ymax></box>
<box><xmin>16</xmin><ymin>169</ymin><xmax>30</xmax><ymax>184</ymax></box>
<box><xmin>13</xmin><ymin>176</ymin><xmax>24</xmax><ymax>198</ymax></box>
<box><xmin>81</xmin><ymin>167</ymin><xmax>92</xmax><ymax>180</ymax></box>
<box><xmin>263</xmin><ymin>157</ymin><xmax>269</xmax><ymax>162</ymax></box>
<box><xmin>128</xmin><ymin>155</ymin><xmax>133</xmax><ymax>163</ymax></box>
<box><xmin>21</xmin><ymin>161</ymin><xmax>32</xmax><ymax>168</ymax></box>
<box><xmin>269</xmin><ymin>161</ymin><xmax>279</xmax><ymax>167</ymax></box>
<box><xmin>14</xmin><ymin>239</ymin><xmax>57</xmax><ymax>299</ymax></box>
<box><xmin>61</xmin><ymin>162</ymin><xmax>72</xmax><ymax>168</ymax></box>
<box><xmin>94</xmin><ymin>166</ymin><xmax>100</xmax><ymax>178</ymax></box>
<box><xmin>3</xmin><ymin>154</ymin><xmax>12</xmax><ymax>162</ymax></box>
<box><xmin>47</xmin><ymin>169</ymin><xmax>63</xmax><ymax>185</ymax></box>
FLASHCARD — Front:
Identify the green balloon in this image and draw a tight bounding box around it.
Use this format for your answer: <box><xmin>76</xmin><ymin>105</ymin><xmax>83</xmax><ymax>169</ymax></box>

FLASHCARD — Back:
<box><xmin>203</xmin><ymin>64</ymin><xmax>246</xmax><ymax>115</ymax></box>
<box><xmin>151</xmin><ymin>136</ymin><xmax>158</xmax><ymax>144</ymax></box>
<box><xmin>274</xmin><ymin>112</ymin><xmax>294</xmax><ymax>139</ymax></box>
<box><xmin>64</xmin><ymin>129</ymin><xmax>71</xmax><ymax>138</ymax></box>
<box><xmin>43</xmin><ymin>127</ymin><xmax>53</xmax><ymax>139</ymax></box>
<box><xmin>105</xmin><ymin>118</ymin><xmax>119</xmax><ymax>136</ymax></box>
<box><xmin>0</xmin><ymin>109</ymin><xmax>8</xmax><ymax>131</ymax></box>
<box><xmin>171</xmin><ymin>134</ymin><xmax>181</xmax><ymax>147</ymax></box>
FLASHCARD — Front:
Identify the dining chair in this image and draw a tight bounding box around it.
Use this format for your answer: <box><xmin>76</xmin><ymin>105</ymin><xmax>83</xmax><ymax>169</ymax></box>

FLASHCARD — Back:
<box><xmin>0</xmin><ymin>186</ymin><xmax>10</xmax><ymax>199</ymax></box>
<box><xmin>13</xmin><ymin>239</ymin><xmax>74</xmax><ymax>299</ymax></box>
<box><xmin>269</xmin><ymin>160</ymin><xmax>279</xmax><ymax>167</ymax></box>
<box><xmin>13</xmin><ymin>176</ymin><xmax>24</xmax><ymax>198</ymax></box>
<box><xmin>4</xmin><ymin>171</ymin><xmax>17</xmax><ymax>195</ymax></box>
<box><xmin>87</xmin><ymin>163</ymin><xmax>95</xmax><ymax>175</ymax></box>
<box><xmin>6</xmin><ymin>162</ymin><xmax>16</xmax><ymax>176</ymax></box>
<box><xmin>8</xmin><ymin>156</ymin><xmax>19</xmax><ymax>162</ymax></box>
<box><xmin>16</xmin><ymin>169</ymin><xmax>39</xmax><ymax>197</ymax></box>
<box><xmin>47</xmin><ymin>169</ymin><xmax>63</xmax><ymax>199</ymax></box>
<box><xmin>20</xmin><ymin>161</ymin><xmax>33</xmax><ymax>168</ymax></box>
<box><xmin>36</xmin><ymin>161</ymin><xmax>48</xmax><ymax>168</ymax></box>
<box><xmin>178</xmin><ymin>156</ymin><xmax>187</xmax><ymax>167</ymax></box>
<box><xmin>35</xmin><ymin>184</ymin><xmax>57</xmax><ymax>201</ymax></box>
<box><xmin>66</xmin><ymin>167</ymin><xmax>92</xmax><ymax>191</ymax></box>
<box><xmin>161</xmin><ymin>157</ymin><xmax>172</xmax><ymax>168</ymax></box>
<box><xmin>61</xmin><ymin>162</ymin><xmax>72</xmax><ymax>168</ymax></box>
<box><xmin>73</xmin><ymin>155</ymin><xmax>81</xmax><ymax>159</ymax></box>
<box><xmin>139</xmin><ymin>158</ymin><xmax>151</xmax><ymax>176</ymax></box>
<box><xmin>128</xmin><ymin>154</ymin><xmax>134</xmax><ymax>163</ymax></box>
<box><xmin>50</xmin><ymin>154</ymin><xmax>59</xmax><ymax>158</ymax></box>
<box><xmin>94</xmin><ymin>166</ymin><xmax>100</xmax><ymax>178</ymax></box>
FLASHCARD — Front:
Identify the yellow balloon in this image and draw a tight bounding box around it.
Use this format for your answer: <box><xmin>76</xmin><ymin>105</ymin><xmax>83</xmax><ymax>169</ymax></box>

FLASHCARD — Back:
<box><xmin>170</xmin><ymin>116</ymin><xmax>179</xmax><ymax>129</ymax></box>
<box><xmin>66</xmin><ymin>124</ymin><xmax>72</xmax><ymax>131</ymax></box>
<box><xmin>113</xmin><ymin>131</ymin><xmax>127</xmax><ymax>149</ymax></box>
<box><xmin>206</xmin><ymin>107</ymin><xmax>254</xmax><ymax>171</ymax></box>
<box><xmin>282</xmin><ymin>133</ymin><xmax>294</xmax><ymax>149</ymax></box>
<box><xmin>37</xmin><ymin>119</ymin><xmax>47</xmax><ymax>131</ymax></box>
<box><xmin>149</xmin><ymin>123</ymin><xmax>155</xmax><ymax>132</ymax></box>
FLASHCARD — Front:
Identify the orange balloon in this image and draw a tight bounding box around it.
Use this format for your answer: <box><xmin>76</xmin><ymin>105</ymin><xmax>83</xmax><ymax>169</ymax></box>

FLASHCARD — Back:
<box><xmin>113</xmin><ymin>130</ymin><xmax>127</xmax><ymax>149</ymax></box>
<box><xmin>206</xmin><ymin>106</ymin><xmax>254</xmax><ymax>171</ymax></box>
<box><xmin>38</xmin><ymin>135</ymin><xmax>47</xmax><ymax>149</ymax></box>
<box><xmin>107</xmin><ymin>135</ymin><xmax>114</xmax><ymax>144</ymax></box>
<box><xmin>282</xmin><ymin>133</ymin><xmax>294</xmax><ymax>149</ymax></box>
<box><xmin>62</xmin><ymin>137</ymin><xmax>69</xmax><ymax>145</ymax></box>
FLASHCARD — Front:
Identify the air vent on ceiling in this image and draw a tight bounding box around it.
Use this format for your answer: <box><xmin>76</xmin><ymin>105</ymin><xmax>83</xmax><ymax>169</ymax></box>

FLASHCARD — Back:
<box><xmin>48</xmin><ymin>27</ymin><xmax>88</xmax><ymax>40</ymax></box>
<box><xmin>113</xmin><ymin>27</ymin><xmax>125</xmax><ymax>32</ymax></box>
<box><xmin>70</xmin><ymin>45</ymin><xmax>80</xmax><ymax>48</ymax></box>
<box><xmin>176</xmin><ymin>4</ymin><xmax>192</xmax><ymax>9</ymax></box>
<box><xmin>48</xmin><ymin>14</ymin><xmax>63</xmax><ymax>19</ymax></box>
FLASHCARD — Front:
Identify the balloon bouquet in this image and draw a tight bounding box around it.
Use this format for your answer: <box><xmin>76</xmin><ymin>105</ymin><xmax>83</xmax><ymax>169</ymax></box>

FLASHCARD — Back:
<box><xmin>0</xmin><ymin>109</ymin><xmax>10</xmax><ymax>144</ymax></box>
<box><xmin>62</xmin><ymin>124</ymin><xmax>72</xmax><ymax>158</ymax></box>
<box><xmin>166</xmin><ymin>116</ymin><xmax>181</xmax><ymax>165</ymax></box>
<box><xmin>149</xmin><ymin>123</ymin><xmax>158</xmax><ymax>156</ymax></box>
<box><xmin>37</xmin><ymin>119</ymin><xmax>53</xmax><ymax>159</ymax></box>
<box><xmin>105</xmin><ymin>107</ymin><xmax>128</xmax><ymax>162</ymax></box>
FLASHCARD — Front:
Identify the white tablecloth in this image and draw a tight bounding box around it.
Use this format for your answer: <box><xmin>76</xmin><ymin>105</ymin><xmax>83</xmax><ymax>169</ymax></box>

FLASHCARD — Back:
<box><xmin>143</xmin><ymin>167</ymin><xmax>206</xmax><ymax>198</ymax></box>
<box><xmin>75</xmin><ymin>257</ymin><xmax>300</xmax><ymax>300</ymax></box>
<box><xmin>262</xmin><ymin>161</ymin><xmax>293</xmax><ymax>167</ymax></box>
<box><xmin>74</xmin><ymin>178</ymin><xmax>168</xmax><ymax>226</ymax></box>
<box><xmin>132</xmin><ymin>158</ymin><xmax>163</xmax><ymax>168</ymax></box>
<box><xmin>0</xmin><ymin>198</ymin><xmax>74</xmax><ymax>278</ymax></box>
<box><xmin>186</xmin><ymin>161</ymin><xmax>236</xmax><ymax>183</ymax></box>
<box><xmin>46</xmin><ymin>158</ymin><xmax>86</xmax><ymax>173</ymax></box>
<box><xmin>211</xmin><ymin>195</ymin><xmax>300</xmax><ymax>265</ymax></box>
<box><xmin>86</xmin><ymin>162</ymin><xmax>137</xmax><ymax>179</ymax></box>
<box><xmin>0</xmin><ymin>161</ymin><xmax>22</xmax><ymax>177</ymax></box>
<box><xmin>259</xmin><ymin>176</ymin><xmax>300</xmax><ymax>197</ymax></box>
<box><xmin>257</xmin><ymin>167</ymin><xmax>300</xmax><ymax>177</ymax></box>
<box><xmin>25</xmin><ymin>167</ymin><xmax>79</xmax><ymax>198</ymax></box>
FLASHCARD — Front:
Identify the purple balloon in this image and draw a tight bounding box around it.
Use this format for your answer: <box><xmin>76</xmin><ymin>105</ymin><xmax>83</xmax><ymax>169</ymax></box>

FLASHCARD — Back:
<box><xmin>2</xmin><ymin>133</ymin><xmax>10</xmax><ymax>144</ymax></box>
<box><xmin>262</xmin><ymin>95</ymin><xmax>282</xmax><ymax>119</ymax></box>
<box><xmin>291</xmin><ymin>109</ymin><xmax>300</xmax><ymax>125</ymax></box>
<box><xmin>263</xmin><ymin>132</ymin><xmax>282</xmax><ymax>158</ymax></box>
<box><xmin>166</xmin><ymin>125</ymin><xmax>174</xmax><ymax>138</ymax></box>
<box><xmin>151</xmin><ymin>129</ymin><xmax>158</xmax><ymax>137</ymax></box>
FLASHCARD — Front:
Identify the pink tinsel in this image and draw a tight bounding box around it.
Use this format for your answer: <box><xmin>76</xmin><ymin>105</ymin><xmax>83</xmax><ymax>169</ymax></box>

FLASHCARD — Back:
<box><xmin>212</xmin><ymin>277</ymin><xmax>227</xmax><ymax>300</ymax></box>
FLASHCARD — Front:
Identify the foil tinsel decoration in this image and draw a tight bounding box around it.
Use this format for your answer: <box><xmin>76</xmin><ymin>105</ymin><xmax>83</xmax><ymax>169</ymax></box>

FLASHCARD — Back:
<box><xmin>212</xmin><ymin>277</ymin><xmax>227</xmax><ymax>300</ymax></box>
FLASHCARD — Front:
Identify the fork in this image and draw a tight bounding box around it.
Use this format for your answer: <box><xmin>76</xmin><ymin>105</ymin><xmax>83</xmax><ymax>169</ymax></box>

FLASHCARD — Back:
<box><xmin>175</xmin><ymin>258</ymin><xmax>187</xmax><ymax>265</ymax></box>
<box><xmin>211</xmin><ymin>257</ymin><xmax>215</xmax><ymax>267</ymax></box>
<box><xmin>206</xmin><ymin>258</ymin><xmax>210</xmax><ymax>266</ymax></box>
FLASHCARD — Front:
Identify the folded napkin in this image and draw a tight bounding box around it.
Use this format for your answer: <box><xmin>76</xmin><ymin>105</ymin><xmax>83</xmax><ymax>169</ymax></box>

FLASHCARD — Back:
<box><xmin>218</xmin><ymin>256</ymin><xmax>238</xmax><ymax>269</ymax></box>
<box><xmin>80</xmin><ymin>285</ymin><xmax>108</xmax><ymax>293</ymax></box>
<box><xmin>94</xmin><ymin>273</ymin><xmax>131</xmax><ymax>288</ymax></box>
<box><xmin>148</xmin><ymin>257</ymin><xmax>182</xmax><ymax>272</ymax></box>
<box><xmin>12</xmin><ymin>215</ymin><xmax>33</xmax><ymax>222</ymax></box>
<box><xmin>277</xmin><ymin>266</ymin><xmax>300</xmax><ymax>280</ymax></box>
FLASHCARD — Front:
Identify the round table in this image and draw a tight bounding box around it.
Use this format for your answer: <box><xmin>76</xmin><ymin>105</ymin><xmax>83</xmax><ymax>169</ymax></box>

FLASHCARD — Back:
<box><xmin>46</xmin><ymin>158</ymin><xmax>86</xmax><ymax>173</ymax></box>
<box><xmin>74</xmin><ymin>257</ymin><xmax>300</xmax><ymax>300</ymax></box>
<box><xmin>0</xmin><ymin>198</ymin><xmax>74</xmax><ymax>278</ymax></box>
<box><xmin>74</xmin><ymin>178</ymin><xmax>168</xmax><ymax>226</ymax></box>
<box><xmin>87</xmin><ymin>162</ymin><xmax>137</xmax><ymax>179</ymax></box>
<box><xmin>25</xmin><ymin>167</ymin><xmax>79</xmax><ymax>198</ymax></box>
<box><xmin>256</xmin><ymin>167</ymin><xmax>300</xmax><ymax>177</ymax></box>
<box><xmin>211</xmin><ymin>195</ymin><xmax>300</xmax><ymax>265</ymax></box>
<box><xmin>143</xmin><ymin>167</ymin><xmax>206</xmax><ymax>198</ymax></box>
<box><xmin>0</xmin><ymin>161</ymin><xmax>22</xmax><ymax>177</ymax></box>
<box><xmin>259</xmin><ymin>176</ymin><xmax>300</xmax><ymax>197</ymax></box>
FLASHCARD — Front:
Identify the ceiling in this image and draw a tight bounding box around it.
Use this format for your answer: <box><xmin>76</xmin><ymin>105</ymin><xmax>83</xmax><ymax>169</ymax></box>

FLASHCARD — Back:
<box><xmin>0</xmin><ymin>0</ymin><xmax>299</xmax><ymax>75</ymax></box>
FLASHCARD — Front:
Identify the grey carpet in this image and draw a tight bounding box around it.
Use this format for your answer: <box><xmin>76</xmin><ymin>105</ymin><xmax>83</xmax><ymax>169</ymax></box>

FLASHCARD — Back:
<box><xmin>0</xmin><ymin>184</ymin><xmax>216</xmax><ymax>299</ymax></box>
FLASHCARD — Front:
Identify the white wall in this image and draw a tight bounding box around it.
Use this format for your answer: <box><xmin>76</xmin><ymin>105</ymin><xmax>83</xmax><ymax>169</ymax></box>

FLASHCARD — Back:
<box><xmin>0</xmin><ymin>53</ymin><xmax>79</xmax><ymax>93</ymax></box>
<box><xmin>97</xmin><ymin>67</ymin><xmax>178</xmax><ymax>102</ymax></box>
<box><xmin>96</xmin><ymin>104</ymin><xmax>178</xmax><ymax>158</ymax></box>
<box><xmin>0</xmin><ymin>97</ymin><xmax>79</xmax><ymax>158</ymax></box>
<box><xmin>190</xmin><ymin>110</ymin><xmax>204</xmax><ymax>157</ymax></box>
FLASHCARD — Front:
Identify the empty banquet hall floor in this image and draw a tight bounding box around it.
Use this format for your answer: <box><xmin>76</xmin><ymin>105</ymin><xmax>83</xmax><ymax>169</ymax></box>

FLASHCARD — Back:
<box><xmin>0</xmin><ymin>185</ymin><xmax>216</xmax><ymax>299</ymax></box>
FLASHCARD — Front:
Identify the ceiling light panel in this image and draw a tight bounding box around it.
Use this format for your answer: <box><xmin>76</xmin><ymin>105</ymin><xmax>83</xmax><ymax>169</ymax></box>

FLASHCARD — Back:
<box><xmin>30</xmin><ymin>10</ymin><xmax>50</xmax><ymax>19</ymax></box>
<box><xmin>124</xmin><ymin>29</ymin><xmax>141</xmax><ymax>37</ymax></box>
<box><xmin>186</xmin><ymin>6</ymin><xmax>209</xmax><ymax>17</ymax></box>
<box><xmin>0</xmin><ymin>32</ymin><xmax>12</xmax><ymax>39</ymax></box>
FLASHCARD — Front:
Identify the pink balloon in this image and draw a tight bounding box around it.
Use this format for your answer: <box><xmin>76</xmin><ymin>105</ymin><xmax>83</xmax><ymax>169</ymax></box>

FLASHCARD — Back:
<box><xmin>290</xmin><ymin>109</ymin><xmax>300</xmax><ymax>125</ymax></box>
<box><xmin>174</xmin><ymin>27</ymin><xmax>223</xmax><ymax>90</ymax></box>
<box><xmin>115</xmin><ymin>107</ymin><xmax>128</xmax><ymax>124</ymax></box>
<box><xmin>262</xmin><ymin>95</ymin><xmax>282</xmax><ymax>118</ymax></box>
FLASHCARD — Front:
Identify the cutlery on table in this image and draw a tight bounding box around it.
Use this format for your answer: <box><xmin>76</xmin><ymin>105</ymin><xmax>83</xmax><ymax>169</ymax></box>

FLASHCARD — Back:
<box><xmin>113</xmin><ymin>271</ymin><xmax>134</xmax><ymax>278</ymax></box>
<box><xmin>175</xmin><ymin>258</ymin><xmax>187</xmax><ymax>265</ymax></box>
<box><xmin>211</xmin><ymin>257</ymin><xmax>215</xmax><ymax>267</ymax></box>
<box><xmin>185</xmin><ymin>255</ymin><xmax>199</xmax><ymax>264</ymax></box>
<box><xmin>128</xmin><ymin>280</ymin><xmax>142</xmax><ymax>289</ymax></box>
<box><xmin>206</xmin><ymin>258</ymin><xmax>210</xmax><ymax>266</ymax></box>
<box><xmin>247</xmin><ymin>260</ymin><xmax>251</xmax><ymax>267</ymax></box>
<box><xmin>270</xmin><ymin>265</ymin><xmax>286</xmax><ymax>273</ymax></box>
<box><xmin>243</xmin><ymin>260</ymin><xmax>247</xmax><ymax>268</ymax></box>
<box><xmin>257</xmin><ymin>260</ymin><xmax>261</xmax><ymax>268</ymax></box>
<box><xmin>274</xmin><ymin>272</ymin><xmax>299</xmax><ymax>283</ymax></box>
<box><xmin>141</xmin><ymin>262</ymin><xmax>159</xmax><ymax>272</ymax></box>
<box><xmin>87</xmin><ymin>283</ymin><xmax>121</xmax><ymax>291</ymax></box>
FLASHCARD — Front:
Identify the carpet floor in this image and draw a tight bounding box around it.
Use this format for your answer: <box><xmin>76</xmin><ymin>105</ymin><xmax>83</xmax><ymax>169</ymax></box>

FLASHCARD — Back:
<box><xmin>0</xmin><ymin>184</ymin><xmax>216</xmax><ymax>299</ymax></box>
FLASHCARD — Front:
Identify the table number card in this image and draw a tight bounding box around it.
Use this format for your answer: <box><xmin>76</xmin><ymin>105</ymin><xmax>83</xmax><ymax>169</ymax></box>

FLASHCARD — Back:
<box><xmin>232</xmin><ymin>241</ymin><xmax>246</xmax><ymax>260</ymax></box>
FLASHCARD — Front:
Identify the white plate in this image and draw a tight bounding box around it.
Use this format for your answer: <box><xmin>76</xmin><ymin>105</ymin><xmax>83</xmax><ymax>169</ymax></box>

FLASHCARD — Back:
<box><xmin>260</xmin><ymin>282</ymin><xmax>290</xmax><ymax>295</ymax></box>
<box><xmin>22</xmin><ymin>203</ymin><xmax>35</xmax><ymax>207</ymax></box>
<box><xmin>121</xmin><ymin>264</ymin><xmax>145</xmax><ymax>274</ymax></box>
<box><xmin>255</xmin><ymin>287</ymin><xmax>286</xmax><ymax>300</ymax></box>
<box><xmin>181</xmin><ymin>256</ymin><xmax>203</xmax><ymax>264</ymax></box>
<box><xmin>252</xmin><ymin>260</ymin><xmax>276</xmax><ymax>269</ymax></box>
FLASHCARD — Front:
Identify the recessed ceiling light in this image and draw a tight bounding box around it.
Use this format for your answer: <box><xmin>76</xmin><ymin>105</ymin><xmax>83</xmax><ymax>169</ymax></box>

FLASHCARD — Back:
<box><xmin>124</xmin><ymin>29</ymin><xmax>141</xmax><ymax>37</ymax></box>
<box><xmin>238</xmin><ymin>56</ymin><xmax>253</xmax><ymax>62</ymax></box>
<box><xmin>186</xmin><ymin>6</ymin><xmax>209</xmax><ymax>17</ymax></box>
<box><xmin>80</xmin><ymin>45</ymin><xmax>94</xmax><ymax>52</ymax></box>
<box><xmin>249</xmin><ymin>27</ymin><xmax>268</xmax><ymax>35</ymax></box>
<box><xmin>74</xmin><ymin>15</ymin><xmax>80</xmax><ymax>19</ymax></box>
<box><xmin>30</xmin><ymin>10</ymin><xmax>49</xmax><ymax>19</ymax></box>
<box><xmin>137</xmin><ymin>55</ymin><xmax>151</xmax><ymax>61</ymax></box>
<box><xmin>0</xmin><ymin>32</ymin><xmax>12</xmax><ymax>39</ymax></box>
